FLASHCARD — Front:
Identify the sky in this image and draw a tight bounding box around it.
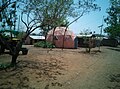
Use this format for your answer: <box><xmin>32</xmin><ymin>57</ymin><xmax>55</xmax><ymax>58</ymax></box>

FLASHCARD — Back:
<box><xmin>0</xmin><ymin>0</ymin><xmax>110</xmax><ymax>35</ymax></box>
<box><xmin>17</xmin><ymin>0</ymin><xmax>110</xmax><ymax>35</ymax></box>
<box><xmin>69</xmin><ymin>0</ymin><xmax>110</xmax><ymax>35</ymax></box>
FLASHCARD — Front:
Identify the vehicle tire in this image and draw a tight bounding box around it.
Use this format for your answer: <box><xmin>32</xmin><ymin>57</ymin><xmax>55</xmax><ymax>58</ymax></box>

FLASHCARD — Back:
<box><xmin>21</xmin><ymin>48</ymin><xmax>28</xmax><ymax>55</ymax></box>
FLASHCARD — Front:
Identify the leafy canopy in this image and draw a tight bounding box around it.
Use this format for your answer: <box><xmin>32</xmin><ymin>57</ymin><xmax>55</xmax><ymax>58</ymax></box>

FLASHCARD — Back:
<box><xmin>0</xmin><ymin>0</ymin><xmax>17</xmax><ymax>30</ymax></box>
<box><xmin>104</xmin><ymin>0</ymin><xmax>120</xmax><ymax>38</ymax></box>
<box><xmin>19</xmin><ymin>0</ymin><xmax>100</xmax><ymax>35</ymax></box>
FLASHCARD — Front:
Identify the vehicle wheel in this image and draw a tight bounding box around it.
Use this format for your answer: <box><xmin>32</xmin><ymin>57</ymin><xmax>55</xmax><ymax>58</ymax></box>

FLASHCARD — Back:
<box><xmin>21</xmin><ymin>48</ymin><xmax>28</xmax><ymax>55</ymax></box>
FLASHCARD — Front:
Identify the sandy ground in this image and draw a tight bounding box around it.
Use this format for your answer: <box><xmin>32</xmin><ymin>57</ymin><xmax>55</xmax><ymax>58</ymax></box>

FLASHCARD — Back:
<box><xmin>0</xmin><ymin>45</ymin><xmax>120</xmax><ymax>89</ymax></box>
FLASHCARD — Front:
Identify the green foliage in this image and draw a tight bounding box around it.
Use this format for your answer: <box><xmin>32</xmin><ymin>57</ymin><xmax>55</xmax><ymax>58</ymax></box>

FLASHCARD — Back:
<box><xmin>0</xmin><ymin>0</ymin><xmax>17</xmax><ymax>30</ymax></box>
<box><xmin>16</xmin><ymin>31</ymin><xmax>25</xmax><ymax>39</ymax></box>
<box><xmin>0</xmin><ymin>63</ymin><xmax>11</xmax><ymax>70</ymax></box>
<box><xmin>104</xmin><ymin>24</ymin><xmax>120</xmax><ymax>38</ymax></box>
<box><xmin>34</xmin><ymin>41</ymin><xmax>55</xmax><ymax>48</ymax></box>
<box><xmin>104</xmin><ymin>0</ymin><xmax>120</xmax><ymax>37</ymax></box>
<box><xmin>0</xmin><ymin>30</ymin><xmax>19</xmax><ymax>35</ymax></box>
<box><xmin>19</xmin><ymin>0</ymin><xmax>100</xmax><ymax>36</ymax></box>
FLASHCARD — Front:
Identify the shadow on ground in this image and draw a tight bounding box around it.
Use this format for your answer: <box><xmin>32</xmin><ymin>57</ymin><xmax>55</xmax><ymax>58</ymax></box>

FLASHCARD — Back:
<box><xmin>0</xmin><ymin>58</ymin><xmax>66</xmax><ymax>89</ymax></box>
<box><xmin>107</xmin><ymin>74</ymin><xmax>120</xmax><ymax>89</ymax></box>
<box><xmin>107</xmin><ymin>46</ymin><xmax>120</xmax><ymax>52</ymax></box>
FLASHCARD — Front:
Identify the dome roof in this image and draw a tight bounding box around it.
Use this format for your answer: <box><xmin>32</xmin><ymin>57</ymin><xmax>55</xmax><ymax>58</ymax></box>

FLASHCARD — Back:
<box><xmin>48</xmin><ymin>27</ymin><xmax>75</xmax><ymax>37</ymax></box>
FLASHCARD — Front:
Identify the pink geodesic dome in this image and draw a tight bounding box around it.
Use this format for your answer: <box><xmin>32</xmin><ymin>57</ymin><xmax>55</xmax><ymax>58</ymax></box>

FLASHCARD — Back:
<box><xmin>46</xmin><ymin>27</ymin><xmax>75</xmax><ymax>48</ymax></box>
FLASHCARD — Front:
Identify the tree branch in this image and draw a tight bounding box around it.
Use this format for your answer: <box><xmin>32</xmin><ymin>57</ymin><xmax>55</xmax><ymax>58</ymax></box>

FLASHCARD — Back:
<box><xmin>29</xmin><ymin>26</ymin><xmax>41</xmax><ymax>33</ymax></box>
<box><xmin>21</xmin><ymin>12</ymin><xmax>29</xmax><ymax>29</ymax></box>
<box><xmin>67</xmin><ymin>11</ymin><xmax>85</xmax><ymax>27</ymax></box>
<box><xmin>0</xmin><ymin>1</ymin><xmax>16</xmax><ymax>12</ymax></box>
<box><xmin>28</xmin><ymin>19</ymin><xmax>41</xmax><ymax>26</ymax></box>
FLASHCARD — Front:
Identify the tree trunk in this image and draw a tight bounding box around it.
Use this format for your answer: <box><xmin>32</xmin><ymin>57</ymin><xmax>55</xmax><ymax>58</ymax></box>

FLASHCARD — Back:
<box><xmin>52</xmin><ymin>27</ymin><xmax>56</xmax><ymax>46</ymax></box>
<box><xmin>88</xmin><ymin>38</ymin><xmax>93</xmax><ymax>53</ymax></box>
<box><xmin>62</xmin><ymin>27</ymin><xmax>67</xmax><ymax>50</ymax></box>
<box><xmin>44</xmin><ymin>34</ymin><xmax>47</xmax><ymax>48</ymax></box>
<box><xmin>11</xmin><ymin>54</ymin><xmax>18</xmax><ymax>66</ymax></box>
<box><xmin>10</xmin><ymin>40</ymin><xmax>23</xmax><ymax>66</ymax></box>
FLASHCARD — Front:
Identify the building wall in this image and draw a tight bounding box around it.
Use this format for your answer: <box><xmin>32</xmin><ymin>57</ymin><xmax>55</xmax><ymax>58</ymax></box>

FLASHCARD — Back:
<box><xmin>25</xmin><ymin>36</ymin><xmax>45</xmax><ymax>45</ymax></box>
<box><xmin>24</xmin><ymin>36</ymin><xmax>31</xmax><ymax>45</ymax></box>
<box><xmin>47</xmin><ymin>35</ymin><xmax>75</xmax><ymax>48</ymax></box>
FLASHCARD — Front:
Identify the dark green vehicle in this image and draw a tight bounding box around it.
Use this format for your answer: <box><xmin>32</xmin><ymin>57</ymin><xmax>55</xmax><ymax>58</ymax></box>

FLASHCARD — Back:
<box><xmin>0</xmin><ymin>30</ymin><xmax>28</xmax><ymax>55</ymax></box>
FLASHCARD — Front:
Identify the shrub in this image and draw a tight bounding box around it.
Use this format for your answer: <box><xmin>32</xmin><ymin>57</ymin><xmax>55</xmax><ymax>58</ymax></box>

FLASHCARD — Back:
<box><xmin>34</xmin><ymin>41</ymin><xmax>55</xmax><ymax>48</ymax></box>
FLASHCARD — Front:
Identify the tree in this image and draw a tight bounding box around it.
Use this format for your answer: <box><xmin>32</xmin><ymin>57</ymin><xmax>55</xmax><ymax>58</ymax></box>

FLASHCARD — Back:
<box><xmin>0</xmin><ymin>0</ymin><xmax>17</xmax><ymax>30</ymax></box>
<box><xmin>0</xmin><ymin>0</ymin><xmax>41</xmax><ymax>66</ymax></box>
<box><xmin>19</xmin><ymin>0</ymin><xmax>100</xmax><ymax>48</ymax></box>
<box><xmin>104</xmin><ymin>0</ymin><xmax>120</xmax><ymax>38</ymax></box>
<box><xmin>18</xmin><ymin>0</ymin><xmax>73</xmax><ymax>47</ymax></box>
<box><xmin>0</xmin><ymin>0</ymin><xmax>17</xmax><ymax>41</ymax></box>
<box><xmin>0</xmin><ymin>0</ymin><xmax>100</xmax><ymax>67</ymax></box>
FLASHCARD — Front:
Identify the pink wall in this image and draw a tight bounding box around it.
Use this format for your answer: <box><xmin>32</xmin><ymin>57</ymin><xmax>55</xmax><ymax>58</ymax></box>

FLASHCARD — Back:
<box><xmin>47</xmin><ymin>35</ymin><xmax>75</xmax><ymax>48</ymax></box>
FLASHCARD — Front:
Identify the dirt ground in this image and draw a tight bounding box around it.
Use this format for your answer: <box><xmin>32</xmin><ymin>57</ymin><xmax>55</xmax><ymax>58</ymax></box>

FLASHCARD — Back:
<box><xmin>0</xmin><ymin>45</ymin><xmax>120</xmax><ymax>89</ymax></box>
